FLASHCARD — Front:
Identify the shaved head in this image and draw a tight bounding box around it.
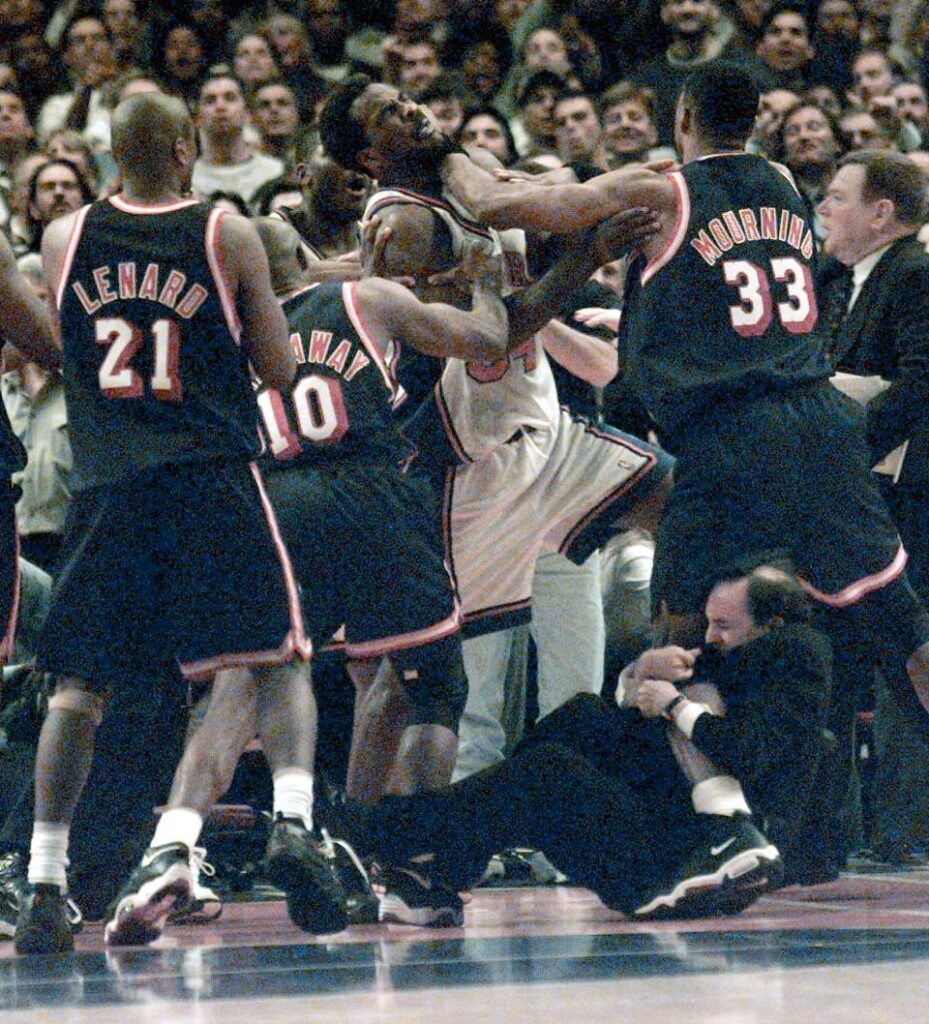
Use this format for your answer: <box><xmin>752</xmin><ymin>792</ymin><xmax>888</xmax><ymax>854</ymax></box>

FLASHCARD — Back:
<box><xmin>254</xmin><ymin>216</ymin><xmax>304</xmax><ymax>294</ymax></box>
<box><xmin>111</xmin><ymin>92</ymin><xmax>194</xmax><ymax>184</ymax></box>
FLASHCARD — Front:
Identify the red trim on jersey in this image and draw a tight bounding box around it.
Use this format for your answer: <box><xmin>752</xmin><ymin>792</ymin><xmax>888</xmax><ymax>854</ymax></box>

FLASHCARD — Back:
<box><xmin>557</xmin><ymin>429</ymin><xmax>659</xmax><ymax>555</ymax></box>
<box><xmin>179</xmin><ymin>642</ymin><xmax>298</xmax><ymax>681</ymax></box>
<box><xmin>344</xmin><ymin>601</ymin><xmax>461</xmax><ymax>660</ymax></box>
<box><xmin>463</xmin><ymin>597</ymin><xmax>532</xmax><ymax>625</ymax></box>
<box><xmin>178</xmin><ymin>463</ymin><xmax>312</xmax><ymax>679</ymax></box>
<box><xmin>108</xmin><ymin>195</ymin><xmax>201</xmax><ymax>215</ymax></box>
<box><xmin>280</xmin><ymin>283</ymin><xmax>318</xmax><ymax>303</ymax></box>
<box><xmin>55</xmin><ymin>204</ymin><xmax>93</xmax><ymax>310</ymax></box>
<box><xmin>641</xmin><ymin>172</ymin><xmax>689</xmax><ymax>286</ymax></box>
<box><xmin>342</xmin><ymin>281</ymin><xmax>402</xmax><ymax>401</ymax></box>
<box><xmin>0</xmin><ymin>531</ymin><xmax>20</xmax><ymax>664</ymax></box>
<box><xmin>696</xmin><ymin>151</ymin><xmax>751</xmax><ymax>161</ymax></box>
<box><xmin>205</xmin><ymin>207</ymin><xmax>242</xmax><ymax>344</ymax></box>
<box><xmin>800</xmin><ymin>543</ymin><xmax>909</xmax><ymax>608</ymax></box>
<box><xmin>435</xmin><ymin>378</ymin><xmax>473</xmax><ymax>463</ymax></box>
<box><xmin>771</xmin><ymin>161</ymin><xmax>802</xmax><ymax>197</ymax></box>
<box><xmin>441</xmin><ymin>465</ymin><xmax>460</xmax><ymax>595</ymax></box>
<box><xmin>366</xmin><ymin>188</ymin><xmax>494</xmax><ymax>239</ymax></box>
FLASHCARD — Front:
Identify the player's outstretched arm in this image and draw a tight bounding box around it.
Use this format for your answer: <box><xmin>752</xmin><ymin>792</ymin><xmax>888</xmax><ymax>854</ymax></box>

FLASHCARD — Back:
<box><xmin>538</xmin><ymin>319</ymin><xmax>618</xmax><ymax>387</ymax></box>
<box><xmin>218</xmin><ymin>214</ymin><xmax>295</xmax><ymax>389</ymax></box>
<box><xmin>441</xmin><ymin>152</ymin><xmax>675</xmax><ymax>233</ymax></box>
<box><xmin>2</xmin><ymin>230</ymin><xmax>59</xmax><ymax>369</ymax></box>
<box><xmin>356</xmin><ymin>248</ymin><xmax>509</xmax><ymax>362</ymax></box>
<box><xmin>503</xmin><ymin>207</ymin><xmax>661</xmax><ymax>346</ymax></box>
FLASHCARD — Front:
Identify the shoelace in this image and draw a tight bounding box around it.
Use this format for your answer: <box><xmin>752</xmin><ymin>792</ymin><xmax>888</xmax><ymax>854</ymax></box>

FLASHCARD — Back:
<box><xmin>322</xmin><ymin>829</ymin><xmax>370</xmax><ymax>888</ymax></box>
<box><xmin>65</xmin><ymin>896</ymin><xmax>83</xmax><ymax>928</ymax></box>
<box><xmin>190</xmin><ymin>847</ymin><xmax>217</xmax><ymax>882</ymax></box>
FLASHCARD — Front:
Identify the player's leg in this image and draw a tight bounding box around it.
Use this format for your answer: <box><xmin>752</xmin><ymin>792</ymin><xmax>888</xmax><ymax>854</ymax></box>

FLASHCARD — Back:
<box><xmin>531</xmin><ymin>550</ymin><xmax>605</xmax><ymax>720</ymax></box>
<box><xmin>340</xmin><ymin>464</ymin><xmax>463</xmax><ymax>794</ymax></box>
<box><xmin>102</xmin><ymin>668</ymin><xmax>255</xmax><ymax>947</ymax></box>
<box><xmin>455</xmin><ymin>627</ymin><xmax>518</xmax><ymax>780</ymax></box>
<box><xmin>16</xmin><ymin>479</ymin><xmax>149</xmax><ymax>955</ymax></box>
<box><xmin>253</xmin><ymin>659</ymin><xmax>348</xmax><ymax>935</ymax></box>
<box><xmin>387</xmin><ymin>633</ymin><xmax>467</xmax><ymax>794</ymax></box>
<box><xmin>14</xmin><ymin>677</ymin><xmax>107</xmax><ymax>954</ymax></box>
<box><xmin>107</xmin><ymin>462</ymin><xmax>344</xmax><ymax>945</ymax></box>
<box><xmin>345</xmin><ymin>656</ymin><xmax>408</xmax><ymax>803</ymax></box>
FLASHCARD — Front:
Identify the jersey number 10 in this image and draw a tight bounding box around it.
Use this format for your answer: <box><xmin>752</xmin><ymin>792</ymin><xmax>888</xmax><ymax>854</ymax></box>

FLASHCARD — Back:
<box><xmin>257</xmin><ymin>376</ymin><xmax>349</xmax><ymax>460</ymax></box>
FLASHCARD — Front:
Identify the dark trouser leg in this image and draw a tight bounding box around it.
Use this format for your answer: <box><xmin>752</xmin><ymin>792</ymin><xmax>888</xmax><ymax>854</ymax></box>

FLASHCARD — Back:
<box><xmin>366</xmin><ymin>740</ymin><xmax>693</xmax><ymax>914</ymax></box>
<box><xmin>518</xmin><ymin>692</ymin><xmax>687</xmax><ymax>799</ymax></box>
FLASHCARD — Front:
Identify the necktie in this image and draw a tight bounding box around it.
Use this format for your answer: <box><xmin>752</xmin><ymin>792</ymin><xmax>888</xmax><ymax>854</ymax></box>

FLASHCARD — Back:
<box><xmin>823</xmin><ymin>269</ymin><xmax>854</xmax><ymax>365</ymax></box>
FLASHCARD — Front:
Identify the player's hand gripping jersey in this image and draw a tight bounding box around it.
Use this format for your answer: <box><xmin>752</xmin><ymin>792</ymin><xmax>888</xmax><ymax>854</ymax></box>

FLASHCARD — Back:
<box><xmin>363</xmin><ymin>187</ymin><xmax>560</xmax><ymax>466</ymax></box>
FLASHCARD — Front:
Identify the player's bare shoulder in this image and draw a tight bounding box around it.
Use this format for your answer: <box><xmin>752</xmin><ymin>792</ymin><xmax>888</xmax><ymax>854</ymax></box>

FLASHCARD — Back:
<box><xmin>364</xmin><ymin>202</ymin><xmax>448</xmax><ymax>279</ymax></box>
<box><xmin>41</xmin><ymin>208</ymin><xmax>83</xmax><ymax>297</ymax></box>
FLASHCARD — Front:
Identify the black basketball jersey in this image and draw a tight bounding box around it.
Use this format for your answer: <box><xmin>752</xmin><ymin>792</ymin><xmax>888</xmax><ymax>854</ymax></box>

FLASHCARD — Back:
<box><xmin>257</xmin><ymin>281</ymin><xmax>411</xmax><ymax>469</ymax></box>
<box><xmin>57</xmin><ymin>197</ymin><xmax>261</xmax><ymax>489</ymax></box>
<box><xmin>619</xmin><ymin>154</ymin><xmax>831</xmax><ymax>447</ymax></box>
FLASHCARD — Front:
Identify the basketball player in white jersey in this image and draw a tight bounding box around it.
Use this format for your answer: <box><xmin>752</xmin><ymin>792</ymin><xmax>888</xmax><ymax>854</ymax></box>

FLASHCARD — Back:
<box><xmin>318</xmin><ymin>78</ymin><xmax>674</xmax><ymax>794</ymax></box>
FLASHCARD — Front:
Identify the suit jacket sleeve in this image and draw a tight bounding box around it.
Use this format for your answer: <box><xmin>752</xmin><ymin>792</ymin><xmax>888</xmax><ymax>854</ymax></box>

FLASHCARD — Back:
<box><xmin>863</xmin><ymin>241</ymin><xmax>929</xmax><ymax>459</ymax></box>
<box><xmin>689</xmin><ymin>626</ymin><xmax>832</xmax><ymax>818</ymax></box>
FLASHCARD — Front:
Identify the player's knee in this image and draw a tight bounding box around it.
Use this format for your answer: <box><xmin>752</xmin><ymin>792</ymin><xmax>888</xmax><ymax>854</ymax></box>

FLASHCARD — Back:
<box><xmin>47</xmin><ymin>681</ymin><xmax>108</xmax><ymax>726</ymax></box>
<box><xmin>392</xmin><ymin>639</ymin><xmax>468</xmax><ymax>734</ymax></box>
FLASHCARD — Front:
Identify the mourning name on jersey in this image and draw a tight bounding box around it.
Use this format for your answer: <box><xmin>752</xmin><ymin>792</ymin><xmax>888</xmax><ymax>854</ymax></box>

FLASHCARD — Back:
<box><xmin>691</xmin><ymin>206</ymin><xmax>816</xmax><ymax>266</ymax></box>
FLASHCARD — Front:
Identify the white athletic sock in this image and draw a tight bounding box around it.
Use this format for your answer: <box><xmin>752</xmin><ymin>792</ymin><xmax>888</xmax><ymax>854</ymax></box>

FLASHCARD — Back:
<box><xmin>150</xmin><ymin>807</ymin><xmax>203</xmax><ymax>852</ymax></box>
<box><xmin>28</xmin><ymin>822</ymin><xmax>70</xmax><ymax>889</ymax></box>
<box><xmin>691</xmin><ymin>775</ymin><xmax>752</xmax><ymax>817</ymax></box>
<box><xmin>273</xmin><ymin>768</ymin><xmax>314</xmax><ymax>830</ymax></box>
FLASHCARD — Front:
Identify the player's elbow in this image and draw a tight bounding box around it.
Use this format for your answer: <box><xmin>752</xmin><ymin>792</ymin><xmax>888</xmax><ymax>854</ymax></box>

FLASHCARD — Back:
<box><xmin>253</xmin><ymin>347</ymin><xmax>296</xmax><ymax>390</ymax></box>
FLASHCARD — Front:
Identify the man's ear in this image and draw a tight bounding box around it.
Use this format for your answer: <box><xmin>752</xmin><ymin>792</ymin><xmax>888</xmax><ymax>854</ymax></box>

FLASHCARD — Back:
<box><xmin>293</xmin><ymin>161</ymin><xmax>311</xmax><ymax>187</ymax></box>
<box><xmin>873</xmin><ymin>197</ymin><xmax>895</xmax><ymax>227</ymax></box>
<box><xmin>173</xmin><ymin>134</ymin><xmax>194</xmax><ymax>167</ymax></box>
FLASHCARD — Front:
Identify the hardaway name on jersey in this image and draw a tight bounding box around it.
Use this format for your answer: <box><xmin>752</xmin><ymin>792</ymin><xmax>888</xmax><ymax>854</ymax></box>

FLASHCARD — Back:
<box><xmin>257</xmin><ymin>281</ymin><xmax>412</xmax><ymax>469</ymax></box>
<box><xmin>56</xmin><ymin>197</ymin><xmax>262</xmax><ymax>489</ymax></box>
<box><xmin>619</xmin><ymin>154</ymin><xmax>832</xmax><ymax>450</ymax></box>
<box><xmin>362</xmin><ymin>186</ymin><xmax>560</xmax><ymax>466</ymax></box>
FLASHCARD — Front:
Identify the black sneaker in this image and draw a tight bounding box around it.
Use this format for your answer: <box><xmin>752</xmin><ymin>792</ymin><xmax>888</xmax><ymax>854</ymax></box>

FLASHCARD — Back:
<box><xmin>104</xmin><ymin>843</ymin><xmax>194</xmax><ymax>947</ymax></box>
<box><xmin>325</xmin><ymin>832</ymin><xmax>379</xmax><ymax>926</ymax></box>
<box><xmin>482</xmin><ymin>848</ymin><xmax>566</xmax><ymax>887</ymax></box>
<box><xmin>0</xmin><ymin>851</ymin><xmax>28</xmax><ymax>939</ymax></box>
<box><xmin>1</xmin><ymin>851</ymin><xmax>83</xmax><ymax>939</ymax></box>
<box><xmin>373</xmin><ymin>860</ymin><xmax>465</xmax><ymax>928</ymax></box>
<box><xmin>633</xmin><ymin>815</ymin><xmax>782</xmax><ymax>920</ymax></box>
<box><xmin>14</xmin><ymin>884</ymin><xmax>73</xmax><ymax>955</ymax></box>
<box><xmin>263</xmin><ymin>815</ymin><xmax>347</xmax><ymax>934</ymax></box>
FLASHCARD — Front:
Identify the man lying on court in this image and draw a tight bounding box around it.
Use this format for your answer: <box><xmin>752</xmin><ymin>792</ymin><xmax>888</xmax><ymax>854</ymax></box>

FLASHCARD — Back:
<box><xmin>324</xmin><ymin>559</ymin><xmax>832</xmax><ymax>921</ymax></box>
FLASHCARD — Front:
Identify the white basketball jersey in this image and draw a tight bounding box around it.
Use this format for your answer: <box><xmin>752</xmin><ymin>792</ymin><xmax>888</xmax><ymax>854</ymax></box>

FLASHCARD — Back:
<box><xmin>363</xmin><ymin>186</ymin><xmax>560</xmax><ymax>461</ymax></box>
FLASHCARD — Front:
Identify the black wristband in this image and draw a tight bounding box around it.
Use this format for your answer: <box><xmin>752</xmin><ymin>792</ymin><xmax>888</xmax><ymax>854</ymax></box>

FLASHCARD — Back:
<box><xmin>662</xmin><ymin>693</ymin><xmax>687</xmax><ymax>720</ymax></box>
